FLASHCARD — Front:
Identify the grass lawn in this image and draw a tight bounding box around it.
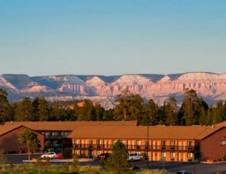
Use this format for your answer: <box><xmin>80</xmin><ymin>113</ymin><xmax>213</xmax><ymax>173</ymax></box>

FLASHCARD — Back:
<box><xmin>0</xmin><ymin>164</ymin><xmax>169</xmax><ymax>174</ymax></box>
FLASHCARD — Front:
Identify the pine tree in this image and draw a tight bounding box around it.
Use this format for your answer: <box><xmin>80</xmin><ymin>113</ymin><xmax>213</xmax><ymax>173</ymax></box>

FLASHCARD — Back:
<box><xmin>164</xmin><ymin>97</ymin><xmax>178</xmax><ymax>125</ymax></box>
<box><xmin>113</xmin><ymin>94</ymin><xmax>144</xmax><ymax>121</ymax></box>
<box><xmin>94</xmin><ymin>104</ymin><xmax>105</xmax><ymax>121</ymax></box>
<box><xmin>211</xmin><ymin>101</ymin><xmax>226</xmax><ymax>124</ymax></box>
<box><xmin>105</xmin><ymin>140</ymin><xmax>129</xmax><ymax>174</ymax></box>
<box><xmin>179</xmin><ymin>89</ymin><xmax>208</xmax><ymax>125</ymax></box>
<box><xmin>49</xmin><ymin>102</ymin><xmax>69</xmax><ymax>121</ymax></box>
<box><xmin>0</xmin><ymin>89</ymin><xmax>13</xmax><ymax>122</ymax></box>
<box><xmin>32</xmin><ymin>97</ymin><xmax>49</xmax><ymax>121</ymax></box>
<box><xmin>14</xmin><ymin>97</ymin><xmax>33</xmax><ymax>121</ymax></box>
<box><xmin>75</xmin><ymin>100</ymin><xmax>96</xmax><ymax>120</ymax></box>
<box><xmin>141</xmin><ymin>99</ymin><xmax>159</xmax><ymax>125</ymax></box>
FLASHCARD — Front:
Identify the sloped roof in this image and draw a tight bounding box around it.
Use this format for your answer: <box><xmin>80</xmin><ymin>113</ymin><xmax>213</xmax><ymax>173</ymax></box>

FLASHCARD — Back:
<box><xmin>1</xmin><ymin>121</ymin><xmax>226</xmax><ymax>140</ymax></box>
<box><xmin>0</xmin><ymin>124</ymin><xmax>42</xmax><ymax>137</ymax></box>
<box><xmin>69</xmin><ymin>124</ymin><xmax>214</xmax><ymax>140</ymax></box>
<box><xmin>2</xmin><ymin>121</ymin><xmax>137</xmax><ymax>131</ymax></box>
<box><xmin>196</xmin><ymin>121</ymin><xmax>226</xmax><ymax>140</ymax></box>
<box><xmin>0</xmin><ymin>124</ymin><xmax>22</xmax><ymax>136</ymax></box>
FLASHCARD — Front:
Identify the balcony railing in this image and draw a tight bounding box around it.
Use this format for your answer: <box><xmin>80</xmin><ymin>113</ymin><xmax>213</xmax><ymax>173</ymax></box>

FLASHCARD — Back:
<box><xmin>44</xmin><ymin>135</ymin><xmax>68</xmax><ymax>139</ymax></box>
<box><xmin>73</xmin><ymin>144</ymin><xmax>197</xmax><ymax>152</ymax></box>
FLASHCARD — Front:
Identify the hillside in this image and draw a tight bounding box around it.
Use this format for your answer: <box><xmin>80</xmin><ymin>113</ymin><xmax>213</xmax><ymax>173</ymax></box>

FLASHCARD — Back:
<box><xmin>1</xmin><ymin>72</ymin><xmax>226</xmax><ymax>108</ymax></box>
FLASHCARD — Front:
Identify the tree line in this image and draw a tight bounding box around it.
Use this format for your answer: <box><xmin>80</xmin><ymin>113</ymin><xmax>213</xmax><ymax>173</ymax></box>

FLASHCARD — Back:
<box><xmin>0</xmin><ymin>88</ymin><xmax>226</xmax><ymax>125</ymax></box>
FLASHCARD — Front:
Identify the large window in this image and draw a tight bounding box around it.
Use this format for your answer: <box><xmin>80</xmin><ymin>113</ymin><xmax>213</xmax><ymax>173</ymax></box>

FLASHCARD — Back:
<box><xmin>170</xmin><ymin>152</ymin><xmax>176</xmax><ymax>160</ymax></box>
<box><xmin>88</xmin><ymin>140</ymin><xmax>93</xmax><ymax>145</ymax></box>
<box><xmin>161</xmin><ymin>152</ymin><xmax>166</xmax><ymax>160</ymax></box>
<box><xmin>52</xmin><ymin>132</ymin><xmax>60</xmax><ymax>137</ymax></box>
<box><xmin>170</xmin><ymin>140</ymin><xmax>175</xmax><ymax>150</ymax></box>
<box><xmin>44</xmin><ymin>132</ymin><xmax>51</xmax><ymax>138</ymax></box>
<box><xmin>136</xmin><ymin>140</ymin><xmax>141</xmax><ymax>150</ymax></box>
<box><xmin>153</xmin><ymin>141</ymin><xmax>158</xmax><ymax>150</ymax></box>
<box><xmin>161</xmin><ymin>140</ymin><xmax>166</xmax><ymax>150</ymax></box>
<box><xmin>45</xmin><ymin>140</ymin><xmax>51</xmax><ymax>147</ymax></box>
<box><xmin>61</xmin><ymin>132</ymin><xmax>69</xmax><ymax>137</ymax></box>
<box><xmin>188</xmin><ymin>153</ymin><xmax>194</xmax><ymax>159</ymax></box>
<box><xmin>220</xmin><ymin>140</ymin><xmax>226</xmax><ymax>145</ymax></box>
<box><xmin>162</xmin><ymin>140</ymin><xmax>166</xmax><ymax>147</ymax></box>
<box><xmin>170</xmin><ymin>140</ymin><xmax>175</xmax><ymax>146</ymax></box>
<box><xmin>188</xmin><ymin>140</ymin><xmax>193</xmax><ymax>147</ymax></box>
<box><xmin>96</xmin><ymin>139</ymin><xmax>100</xmax><ymax>145</ymax></box>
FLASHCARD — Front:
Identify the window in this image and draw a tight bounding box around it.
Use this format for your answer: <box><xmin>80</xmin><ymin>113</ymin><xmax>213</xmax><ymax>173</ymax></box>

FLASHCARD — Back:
<box><xmin>52</xmin><ymin>132</ymin><xmax>60</xmax><ymax>137</ymax></box>
<box><xmin>188</xmin><ymin>140</ymin><xmax>193</xmax><ymax>147</ymax></box>
<box><xmin>162</xmin><ymin>140</ymin><xmax>166</xmax><ymax>146</ymax></box>
<box><xmin>96</xmin><ymin>139</ymin><xmax>100</xmax><ymax>145</ymax></box>
<box><xmin>61</xmin><ymin>132</ymin><xmax>69</xmax><ymax>137</ymax></box>
<box><xmin>136</xmin><ymin>140</ymin><xmax>142</xmax><ymax>145</ymax></box>
<box><xmin>53</xmin><ymin>140</ymin><xmax>61</xmax><ymax>147</ymax></box>
<box><xmin>220</xmin><ymin>140</ymin><xmax>226</xmax><ymax>145</ymax></box>
<box><xmin>188</xmin><ymin>153</ymin><xmax>193</xmax><ymax>159</ymax></box>
<box><xmin>170</xmin><ymin>140</ymin><xmax>175</xmax><ymax>150</ymax></box>
<box><xmin>153</xmin><ymin>141</ymin><xmax>158</xmax><ymax>150</ymax></box>
<box><xmin>170</xmin><ymin>140</ymin><xmax>175</xmax><ymax>146</ymax></box>
<box><xmin>145</xmin><ymin>140</ymin><xmax>149</xmax><ymax>150</ymax></box>
<box><xmin>170</xmin><ymin>152</ymin><xmax>176</xmax><ymax>160</ymax></box>
<box><xmin>90</xmin><ymin>140</ymin><xmax>93</xmax><ymax>144</ymax></box>
<box><xmin>161</xmin><ymin>140</ymin><xmax>166</xmax><ymax>150</ymax></box>
<box><xmin>136</xmin><ymin>140</ymin><xmax>141</xmax><ymax>150</ymax></box>
<box><xmin>161</xmin><ymin>152</ymin><xmax>166</xmax><ymax>160</ymax></box>
<box><xmin>45</xmin><ymin>140</ymin><xmax>50</xmax><ymax>146</ymax></box>
<box><xmin>44</xmin><ymin>132</ymin><xmax>50</xmax><ymax>138</ymax></box>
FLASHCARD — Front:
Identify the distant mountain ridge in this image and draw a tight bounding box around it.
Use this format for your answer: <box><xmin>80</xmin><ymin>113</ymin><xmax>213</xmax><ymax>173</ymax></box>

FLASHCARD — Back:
<box><xmin>1</xmin><ymin>72</ymin><xmax>226</xmax><ymax>108</ymax></box>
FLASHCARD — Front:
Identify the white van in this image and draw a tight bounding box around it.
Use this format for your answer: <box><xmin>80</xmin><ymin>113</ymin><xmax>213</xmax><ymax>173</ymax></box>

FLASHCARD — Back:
<box><xmin>128</xmin><ymin>152</ymin><xmax>143</xmax><ymax>161</ymax></box>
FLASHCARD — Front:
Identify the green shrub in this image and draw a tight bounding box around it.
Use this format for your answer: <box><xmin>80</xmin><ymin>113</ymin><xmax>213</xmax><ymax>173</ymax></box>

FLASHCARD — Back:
<box><xmin>79</xmin><ymin>166</ymin><xmax>104</xmax><ymax>174</ymax></box>
<box><xmin>222</xmin><ymin>154</ymin><xmax>226</xmax><ymax>161</ymax></box>
<box><xmin>104</xmin><ymin>140</ymin><xmax>129</xmax><ymax>174</ymax></box>
<box><xmin>137</xmin><ymin>169</ymin><xmax>169</xmax><ymax>174</ymax></box>
<box><xmin>0</xmin><ymin>164</ymin><xmax>169</xmax><ymax>174</ymax></box>
<box><xmin>0</xmin><ymin>151</ymin><xmax>7</xmax><ymax>165</ymax></box>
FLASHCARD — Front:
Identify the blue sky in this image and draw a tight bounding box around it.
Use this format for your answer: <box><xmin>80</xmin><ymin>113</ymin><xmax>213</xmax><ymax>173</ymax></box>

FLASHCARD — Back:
<box><xmin>0</xmin><ymin>0</ymin><xmax>226</xmax><ymax>76</ymax></box>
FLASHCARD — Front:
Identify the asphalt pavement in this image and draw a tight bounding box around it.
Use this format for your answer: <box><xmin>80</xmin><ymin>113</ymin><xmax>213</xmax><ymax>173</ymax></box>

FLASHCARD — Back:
<box><xmin>5</xmin><ymin>154</ymin><xmax>226</xmax><ymax>174</ymax></box>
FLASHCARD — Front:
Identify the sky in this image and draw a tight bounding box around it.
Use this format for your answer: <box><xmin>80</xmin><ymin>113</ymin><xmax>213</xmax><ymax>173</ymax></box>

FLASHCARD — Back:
<box><xmin>0</xmin><ymin>0</ymin><xmax>226</xmax><ymax>76</ymax></box>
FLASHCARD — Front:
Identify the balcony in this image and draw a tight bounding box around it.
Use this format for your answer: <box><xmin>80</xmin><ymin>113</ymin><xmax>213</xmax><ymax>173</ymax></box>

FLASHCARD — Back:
<box><xmin>43</xmin><ymin>132</ymin><xmax>70</xmax><ymax>140</ymax></box>
<box><xmin>161</xmin><ymin>145</ymin><xmax>166</xmax><ymax>151</ymax></box>
<box><xmin>44</xmin><ymin>135</ymin><xmax>68</xmax><ymax>140</ymax></box>
<box><xmin>73</xmin><ymin>144</ymin><xmax>112</xmax><ymax>150</ymax></box>
<box><xmin>73</xmin><ymin>144</ymin><xmax>197</xmax><ymax>152</ymax></box>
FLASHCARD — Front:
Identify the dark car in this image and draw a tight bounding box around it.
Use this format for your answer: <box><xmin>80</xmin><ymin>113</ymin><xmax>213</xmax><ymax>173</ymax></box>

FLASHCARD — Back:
<box><xmin>95</xmin><ymin>153</ymin><xmax>110</xmax><ymax>160</ymax></box>
<box><xmin>132</xmin><ymin>166</ymin><xmax>140</xmax><ymax>171</ymax></box>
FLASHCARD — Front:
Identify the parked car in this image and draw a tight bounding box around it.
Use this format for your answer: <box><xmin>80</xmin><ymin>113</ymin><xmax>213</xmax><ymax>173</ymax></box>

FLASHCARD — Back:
<box><xmin>95</xmin><ymin>153</ymin><xmax>110</xmax><ymax>160</ymax></box>
<box><xmin>55</xmin><ymin>153</ymin><xmax>63</xmax><ymax>159</ymax></box>
<box><xmin>128</xmin><ymin>152</ymin><xmax>143</xmax><ymax>161</ymax></box>
<box><xmin>176</xmin><ymin>171</ymin><xmax>192</xmax><ymax>174</ymax></box>
<box><xmin>41</xmin><ymin>152</ymin><xmax>63</xmax><ymax>159</ymax></box>
<box><xmin>131</xmin><ymin>166</ymin><xmax>141</xmax><ymax>171</ymax></box>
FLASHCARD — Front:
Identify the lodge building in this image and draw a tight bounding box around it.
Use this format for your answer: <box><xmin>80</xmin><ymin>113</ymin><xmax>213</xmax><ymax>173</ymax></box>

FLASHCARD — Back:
<box><xmin>0</xmin><ymin>121</ymin><xmax>226</xmax><ymax>162</ymax></box>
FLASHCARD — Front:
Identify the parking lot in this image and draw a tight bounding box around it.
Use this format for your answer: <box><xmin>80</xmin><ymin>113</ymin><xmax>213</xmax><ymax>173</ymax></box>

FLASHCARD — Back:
<box><xmin>5</xmin><ymin>154</ymin><xmax>226</xmax><ymax>174</ymax></box>
<box><xmin>168</xmin><ymin>163</ymin><xmax>226</xmax><ymax>174</ymax></box>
